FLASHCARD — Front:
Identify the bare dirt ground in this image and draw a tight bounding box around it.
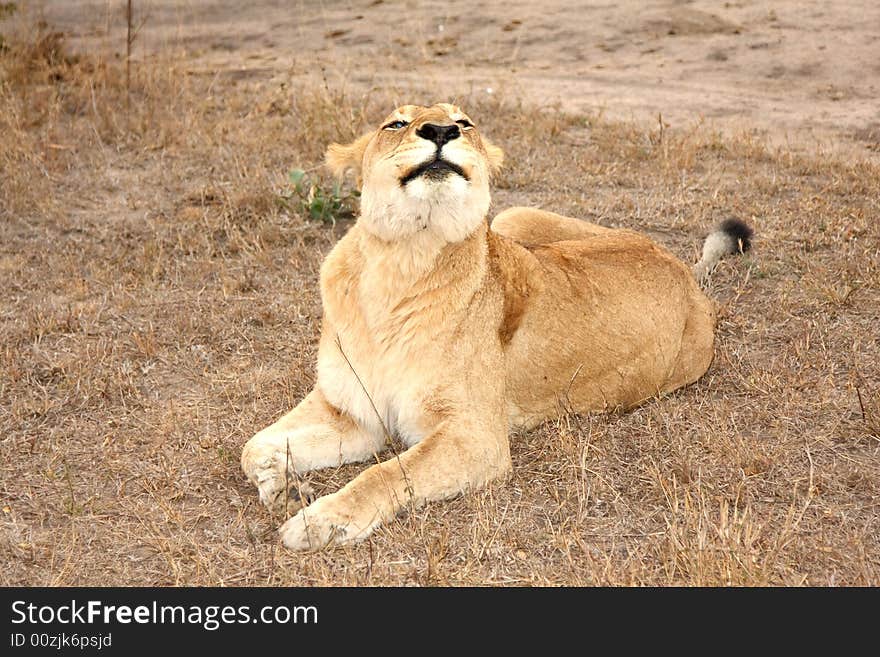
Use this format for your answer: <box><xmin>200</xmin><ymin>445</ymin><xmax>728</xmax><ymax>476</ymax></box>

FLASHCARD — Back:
<box><xmin>39</xmin><ymin>0</ymin><xmax>880</xmax><ymax>158</ymax></box>
<box><xmin>1</xmin><ymin>2</ymin><xmax>879</xmax><ymax>586</ymax></box>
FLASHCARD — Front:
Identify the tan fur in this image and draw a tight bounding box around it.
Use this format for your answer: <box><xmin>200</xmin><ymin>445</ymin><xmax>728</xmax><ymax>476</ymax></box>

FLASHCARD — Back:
<box><xmin>241</xmin><ymin>104</ymin><xmax>717</xmax><ymax>550</ymax></box>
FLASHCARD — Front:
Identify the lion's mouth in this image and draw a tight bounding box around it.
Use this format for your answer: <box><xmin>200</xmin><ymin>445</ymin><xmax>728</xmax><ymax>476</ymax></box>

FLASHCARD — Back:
<box><xmin>399</xmin><ymin>155</ymin><xmax>468</xmax><ymax>186</ymax></box>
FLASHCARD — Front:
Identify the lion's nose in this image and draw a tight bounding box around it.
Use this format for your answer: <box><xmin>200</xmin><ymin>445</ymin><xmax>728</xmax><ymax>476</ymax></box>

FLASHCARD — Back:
<box><xmin>416</xmin><ymin>122</ymin><xmax>460</xmax><ymax>147</ymax></box>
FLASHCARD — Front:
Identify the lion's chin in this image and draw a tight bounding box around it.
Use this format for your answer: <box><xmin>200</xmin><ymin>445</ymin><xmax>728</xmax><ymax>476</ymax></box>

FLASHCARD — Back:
<box><xmin>401</xmin><ymin>172</ymin><xmax>472</xmax><ymax>204</ymax></box>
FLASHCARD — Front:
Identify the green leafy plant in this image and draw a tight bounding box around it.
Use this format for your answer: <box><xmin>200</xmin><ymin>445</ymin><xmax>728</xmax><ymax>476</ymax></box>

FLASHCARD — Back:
<box><xmin>279</xmin><ymin>168</ymin><xmax>358</xmax><ymax>225</ymax></box>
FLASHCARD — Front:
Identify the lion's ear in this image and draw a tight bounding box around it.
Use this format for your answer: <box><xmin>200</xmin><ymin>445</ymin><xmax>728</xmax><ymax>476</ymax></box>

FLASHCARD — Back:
<box><xmin>324</xmin><ymin>132</ymin><xmax>373</xmax><ymax>183</ymax></box>
<box><xmin>483</xmin><ymin>138</ymin><xmax>505</xmax><ymax>176</ymax></box>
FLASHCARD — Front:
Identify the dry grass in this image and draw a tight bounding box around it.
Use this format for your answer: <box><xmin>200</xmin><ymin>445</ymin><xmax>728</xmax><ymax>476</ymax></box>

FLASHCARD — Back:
<box><xmin>2</xmin><ymin>19</ymin><xmax>879</xmax><ymax>586</ymax></box>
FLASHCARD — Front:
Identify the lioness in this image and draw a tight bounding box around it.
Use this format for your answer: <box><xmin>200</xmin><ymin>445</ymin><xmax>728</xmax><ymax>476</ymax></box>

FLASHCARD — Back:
<box><xmin>241</xmin><ymin>103</ymin><xmax>752</xmax><ymax>551</ymax></box>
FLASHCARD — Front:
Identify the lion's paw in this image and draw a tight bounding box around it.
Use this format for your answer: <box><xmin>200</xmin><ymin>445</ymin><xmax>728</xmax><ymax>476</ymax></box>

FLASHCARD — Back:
<box><xmin>279</xmin><ymin>495</ymin><xmax>374</xmax><ymax>551</ymax></box>
<box><xmin>241</xmin><ymin>434</ymin><xmax>313</xmax><ymax>515</ymax></box>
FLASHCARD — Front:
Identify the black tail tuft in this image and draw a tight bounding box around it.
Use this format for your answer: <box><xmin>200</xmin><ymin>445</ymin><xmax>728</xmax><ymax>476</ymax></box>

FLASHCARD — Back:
<box><xmin>719</xmin><ymin>218</ymin><xmax>754</xmax><ymax>253</ymax></box>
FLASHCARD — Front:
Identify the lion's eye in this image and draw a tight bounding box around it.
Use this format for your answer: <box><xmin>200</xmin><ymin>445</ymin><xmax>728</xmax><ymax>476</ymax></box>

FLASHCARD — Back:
<box><xmin>456</xmin><ymin>119</ymin><xmax>474</xmax><ymax>130</ymax></box>
<box><xmin>383</xmin><ymin>120</ymin><xmax>409</xmax><ymax>131</ymax></box>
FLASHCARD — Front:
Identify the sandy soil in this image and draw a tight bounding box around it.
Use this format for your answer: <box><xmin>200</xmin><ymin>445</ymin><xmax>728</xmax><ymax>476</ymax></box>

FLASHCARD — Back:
<box><xmin>36</xmin><ymin>0</ymin><xmax>880</xmax><ymax>157</ymax></box>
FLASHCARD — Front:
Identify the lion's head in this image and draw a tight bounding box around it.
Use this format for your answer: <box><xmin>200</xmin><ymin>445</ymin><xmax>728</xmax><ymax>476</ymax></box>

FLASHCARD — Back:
<box><xmin>325</xmin><ymin>103</ymin><xmax>504</xmax><ymax>243</ymax></box>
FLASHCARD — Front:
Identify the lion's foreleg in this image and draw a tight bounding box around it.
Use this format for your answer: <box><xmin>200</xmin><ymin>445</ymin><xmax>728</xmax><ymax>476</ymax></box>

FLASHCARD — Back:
<box><xmin>241</xmin><ymin>388</ymin><xmax>384</xmax><ymax>514</ymax></box>
<box><xmin>278</xmin><ymin>416</ymin><xmax>511</xmax><ymax>550</ymax></box>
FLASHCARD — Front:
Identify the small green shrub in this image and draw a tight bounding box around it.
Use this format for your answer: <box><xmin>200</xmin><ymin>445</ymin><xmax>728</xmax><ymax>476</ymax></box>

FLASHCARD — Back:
<box><xmin>279</xmin><ymin>168</ymin><xmax>358</xmax><ymax>225</ymax></box>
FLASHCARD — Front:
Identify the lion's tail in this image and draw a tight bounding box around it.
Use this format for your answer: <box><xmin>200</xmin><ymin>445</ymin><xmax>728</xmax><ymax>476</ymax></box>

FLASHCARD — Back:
<box><xmin>693</xmin><ymin>218</ymin><xmax>754</xmax><ymax>285</ymax></box>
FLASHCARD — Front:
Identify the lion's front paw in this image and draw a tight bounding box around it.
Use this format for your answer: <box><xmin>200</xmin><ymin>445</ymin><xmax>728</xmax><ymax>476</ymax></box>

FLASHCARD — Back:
<box><xmin>279</xmin><ymin>494</ymin><xmax>376</xmax><ymax>551</ymax></box>
<box><xmin>241</xmin><ymin>433</ymin><xmax>313</xmax><ymax>515</ymax></box>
